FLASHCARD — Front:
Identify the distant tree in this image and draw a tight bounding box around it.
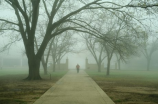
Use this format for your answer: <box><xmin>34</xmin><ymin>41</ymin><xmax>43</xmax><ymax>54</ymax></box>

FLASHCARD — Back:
<box><xmin>83</xmin><ymin>35</ymin><xmax>106</xmax><ymax>72</ymax></box>
<box><xmin>0</xmin><ymin>0</ymin><xmax>108</xmax><ymax>80</ymax></box>
<box><xmin>115</xmin><ymin>53</ymin><xmax>121</xmax><ymax>70</ymax></box>
<box><xmin>0</xmin><ymin>22</ymin><xmax>21</xmax><ymax>52</ymax></box>
<box><xmin>51</xmin><ymin>32</ymin><xmax>75</xmax><ymax>72</ymax></box>
<box><xmin>0</xmin><ymin>0</ymin><xmax>158</xmax><ymax>80</ymax></box>
<box><xmin>98</xmin><ymin>12</ymin><xmax>139</xmax><ymax>76</ymax></box>
<box><xmin>140</xmin><ymin>32</ymin><xmax>158</xmax><ymax>71</ymax></box>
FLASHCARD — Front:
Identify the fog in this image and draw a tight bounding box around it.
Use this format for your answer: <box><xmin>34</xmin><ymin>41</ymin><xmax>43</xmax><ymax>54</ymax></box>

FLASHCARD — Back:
<box><xmin>1</xmin><ymin>1</ymin><xmax>158</xmax><ymax>104</ymax></box>
<box><xmin>0</xmin><ymin>1</ymin><xmax>158</xmax><ymax>71</ymax></box>
<box><xmin>1</xmin><ymin>36</ymin><xmax>158</xmax><ymax>71</ymax></box>
<box><xmin>121</xmin><ymin>52</ymin><xmax>158</xmax><ymax>70</ymax></box>
<box><xmin>1</xmin><ymin>30</ymin><xmax>158</xmax><ymax>71</ymax></box>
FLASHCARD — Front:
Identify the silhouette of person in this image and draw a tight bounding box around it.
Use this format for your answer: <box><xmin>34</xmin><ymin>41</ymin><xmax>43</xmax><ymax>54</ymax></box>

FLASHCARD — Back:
<box><xmin>76</xmin><ymin>64</ymin><xmax>80</xmax><ymax>73</ymax></box>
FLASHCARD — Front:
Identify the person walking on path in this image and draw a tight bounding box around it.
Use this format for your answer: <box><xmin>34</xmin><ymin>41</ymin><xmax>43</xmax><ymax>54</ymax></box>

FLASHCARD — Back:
<box><xmin>76</xmin><ymin>64</ymin><xmax>80</xmax><ymax>73</ymax></box>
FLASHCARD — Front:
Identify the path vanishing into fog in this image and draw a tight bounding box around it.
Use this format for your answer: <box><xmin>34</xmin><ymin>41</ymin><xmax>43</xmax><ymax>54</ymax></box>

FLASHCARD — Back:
<box><xmin>33</xmin><ymin>70</ymin><xmax>115</xmax><ymax>104</ymax></box>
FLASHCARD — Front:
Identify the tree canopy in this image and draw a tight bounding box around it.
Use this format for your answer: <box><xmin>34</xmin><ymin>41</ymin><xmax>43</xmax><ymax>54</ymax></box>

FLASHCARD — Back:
<box><xmin>0</xmin><ymin>0</ymin><xmax>158</xmax><ymax>79</ymax></box>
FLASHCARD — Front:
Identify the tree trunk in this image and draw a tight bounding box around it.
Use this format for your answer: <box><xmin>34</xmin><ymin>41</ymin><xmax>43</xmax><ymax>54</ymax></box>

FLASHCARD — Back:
<box><xmin>35</xmin><ymin>38</ymin><xmax>48</xmax><ymax>75</ymax></box>
<box><xmin>42</xmin><ymin>63</ymin><xmax>48</xmax><ymax>75</ymax></box>
<box><xmin>52</xmin><ymin>56</ymin><xmax>56</xmax><ymax>72</ymax></box>
<box><xmin>118</xmin><ymin>59</ymin><xmax>121</xmax><ymax>70</ymax></box>
<box><xmin>41</xmin><ymin>56</ymin><xmax>48</xmax><ymax>75</ymax></box>
<box><xmin>106</xmin><ymin>59</ymin><xmax>111</xmax><ymax>76</ymax></box>
<box><xmin>97</xmin><ymin>63</ymin><xmax>101</xmax><ymax>72</ymax></box>
<box><xmin>58</xmin><ymin>60</ymin><xmax>61</xmax><ymax>70</ymax></box>
<box><xmin>44</xmin><ymin>65</ymin><xmax>47</xmax><ymax>75</ymax></box>
<box><xmin>25</xmin><ymin>57</ymin><xmax>41</xmax><ymax>80</ymax></box>
<box><xmin>147</xmin><ymin>58</ymin><xmax>151</xmax><ymax>71</ymax></box>
<box><xmin>53</xmin><ymin>63</ymin><xmax>56</xmax><ymax>72</ymax></box>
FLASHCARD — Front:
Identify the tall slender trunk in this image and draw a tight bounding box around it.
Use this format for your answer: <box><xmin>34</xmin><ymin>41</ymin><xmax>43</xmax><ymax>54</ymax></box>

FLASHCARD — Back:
<box><xmin>147</xmin><ymin>58</ymin><xmax>151</xmax><ymax>71</ymax></box>
<box><xmin>118</xmin><ymin>59</ymin><xmax>121</xmax><ymax>70</ymax></box>
<box><xmin>43</xmin><ymin>38</ymin><xmax>54</xmax><ymax>73</ymax></box>
<box><xmin>43</xmin><ymin>64</ymin><xmax>47</xmax><ymax>74</ymax></box>
<box><xmin>53</xmin><ymin>63</ymin><xmax>56</xmax><ymax>72</ymax></box>
<box><xmin>58</xmin><ymin>60</ymin><xmax>61</xmax><ymax>70</ymax></box>
<box><xmin>97</xmin><ymin>62</ymin><xmax>101</xmax><ymax>72</ymax></box>
<box><xmin>35</xmin><ymin>38</ymin><xmax>48</xmax><ymax>75</ymax></box>
<box><xmin>98</xmin><ymin>65</ymin><xmax>101</xmax><ymax>72</ymax></box>
<box><xmin>41</xmin><ymin>56</ymin><xmax>47</xmax><ymax>75</ymax></box>
<box><xmin>106</xmin><ymin>58</ymin><xmax>111</xmax><ymax>76</ymax></box>
<box><xmin>53</xmin><ymin>56</ymin><xmax>56</xmax><ymax>72</ymax></box>
<box><xmin>116</xmin><ymin>54</ymin><xmax>121</xmax><ymax>70</ymax></box>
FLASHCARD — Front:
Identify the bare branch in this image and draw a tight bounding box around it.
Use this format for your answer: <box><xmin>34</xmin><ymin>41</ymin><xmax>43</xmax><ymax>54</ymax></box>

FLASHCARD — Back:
<box><xmin>0</xmin><ymin>38</ymin><xmax>21</xmax><ymax>52</ymax></box>
<box><xmin>42</xmin><ymin>0</ymin><xmax>50</xmax><ymax>18</ymax></box>
<box><xmin>0</xmin><ymin>19</ymin><xmax>19</xmax><ymax>26</ymax></box>
<box><xmin>0</xmin><ymin>28</ymin><xmax>20</xmax><ymax>32</ymax></box>
<box><xmin>127</xmin><ymin>4</ymin><xmax>158</xmax><ymax>8</ymax></box>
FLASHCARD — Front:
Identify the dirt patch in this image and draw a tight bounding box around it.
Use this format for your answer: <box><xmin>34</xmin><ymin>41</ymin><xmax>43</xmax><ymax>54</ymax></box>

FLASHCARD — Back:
<box><xmin>93</xmin><ymin>78</ymin><xmax>158</xmax><ymax>104</ymax></box>
<box><xmin>0</xmin><ymin>74</ymin><xmax>61</xmax><ymax>104</ymax></box>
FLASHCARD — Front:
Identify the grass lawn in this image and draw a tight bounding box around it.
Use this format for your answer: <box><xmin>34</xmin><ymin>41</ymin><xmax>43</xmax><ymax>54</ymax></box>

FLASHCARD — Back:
<box><xmin>0</xmin><ymin>69</ymin><xmax>28</xmax><ymax>76</ymax></box>
<box><xmin>0</xmin><ymin>68</ymin><xmax>68</xmax><ymax>78</ymax></box>
<box><xmin>0</xmin><ymin>68</ymin><xmax>68</xmax><ymax>104</ymax></box>
<box><xmin>86</xmin><ymin>69</ymin><xmax>158</xmax><ymax>104</ymax></box>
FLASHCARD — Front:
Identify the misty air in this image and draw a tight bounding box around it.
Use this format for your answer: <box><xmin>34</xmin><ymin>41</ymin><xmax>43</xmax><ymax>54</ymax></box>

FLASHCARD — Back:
<box><xmin>0</xmin><ymin>0</ymin><xmax>158</xmax><ymax>104</ymax></box>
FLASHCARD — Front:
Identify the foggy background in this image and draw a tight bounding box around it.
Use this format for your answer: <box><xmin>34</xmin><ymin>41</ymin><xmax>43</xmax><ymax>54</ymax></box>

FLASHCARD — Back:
<box><xmin>0</xmin><ymin>0</ymin><xmax>158</xmax><ymax>71</ymax></box>
<box><xmin>1</xmin><ymin>35</ymin><xmax>158</xmax><ymax>70</ymax></box>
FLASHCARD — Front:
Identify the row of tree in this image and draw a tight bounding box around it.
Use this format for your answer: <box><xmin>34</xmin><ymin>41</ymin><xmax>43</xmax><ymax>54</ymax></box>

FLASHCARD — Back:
<box><xmin>35</xmin><ymin>31</ymin><xmax>75</xmax><ymax>74</ymax></box>
<box><xmin>0</xmin><ymin>0</ymin><xmax>158</xmax><ymax>80</ymax></box>
<box><xmin>82</xmin><ymin>11</ymin><xmax>140</xmax><ymax>75</ymax></box>
<box><xmin>83</xmin><ymin>11</ymin><xmax>158</xmax><ymax>74</ymax></box>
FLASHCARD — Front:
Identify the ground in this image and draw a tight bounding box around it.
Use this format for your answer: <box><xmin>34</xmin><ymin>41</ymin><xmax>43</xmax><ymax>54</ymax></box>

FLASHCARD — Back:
<box><xmin>0</xmin><ymin>69</ymin><xmax>67</xmax><ymax>104</ymax></box>
<box><xmin>86</xmin><ymin>70</ymin><xmax>158</xmax><ymax>104</ymax></box>
<box><xmin>1</xmin><ymin>69</ymin><xmax>158</xmax><ymax>104</ymax></box>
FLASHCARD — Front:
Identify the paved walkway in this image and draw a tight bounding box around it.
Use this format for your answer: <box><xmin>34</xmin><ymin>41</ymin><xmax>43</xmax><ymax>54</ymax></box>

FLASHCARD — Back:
<box><xmin>33</xmin><ymin>70</ymin><xmax>115</xmax><ymax>104</ymax></box>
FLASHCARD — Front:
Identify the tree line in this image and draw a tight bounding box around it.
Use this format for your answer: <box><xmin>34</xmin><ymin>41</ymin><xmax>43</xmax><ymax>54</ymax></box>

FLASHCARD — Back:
<box><xmin>0</xmin><ymin>0</ymin><xmax>158</xmax><ymax>80</ymax></box>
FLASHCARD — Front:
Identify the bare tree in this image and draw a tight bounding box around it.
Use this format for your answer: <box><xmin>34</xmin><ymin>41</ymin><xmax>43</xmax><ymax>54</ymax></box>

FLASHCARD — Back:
<box><xmin>34</xmin><ymin>21</ymin><xmax>54</xmax><ymax>75</ymax></box>
<box><xmin>83</xmin><ymin>35</ymin><xmax>106</xmax><ymax>72</ymax></box>
<box><xmin>0</xmin><ymin>0</ymin><xmax>108</xmax><ymax>80</ymax></box>
<box><xmin>51</xmin><ymin>32</ymin><xmax>75</xmax><ymax>72</ymax></box>
<box><xmin>140</xmin><ymin>31</ymin><xmax>158</xmax><ymax>71</ymax></box>
<box><xmin>0</xmin><ymin>0</ymin><xmax>158</xmax><ymax>80</ymax></box>
<box><xmin>96</xmin><ymin>11</ymin><xmax>139</xmax><ymax>75</ymax></box>
<box><xmin>34</xmin><ymin>36</ymin><xmax>54</xmax><ymax>75</ymax></box>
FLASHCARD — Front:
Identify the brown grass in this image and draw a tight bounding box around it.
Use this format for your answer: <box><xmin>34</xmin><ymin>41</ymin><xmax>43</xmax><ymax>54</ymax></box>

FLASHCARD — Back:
<box><xmin>0</xmin><ymin>74</ymin><xmax>63</xmax><ymax>104</ymax></box>
<box><xmin>92</xmin><ymin>77</ymin><xmax>158</xmax><ymax>104</ymax></box>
